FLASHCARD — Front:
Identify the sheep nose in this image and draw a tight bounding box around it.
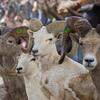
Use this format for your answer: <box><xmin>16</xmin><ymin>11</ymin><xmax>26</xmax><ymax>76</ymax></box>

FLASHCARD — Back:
<box><xmin>16</xmin><ymin>67</ymin><xmax>22</xmax><ymax>73</ymax></box>
<box><xmin>84</xmin><ymin>59</ymin><xmax>94</xmax><ymax>63</ymax></box>
<box><xmin>32</xmin><ymin>50</ymin><xmax>38</xmax><ymax>54</ymax></box>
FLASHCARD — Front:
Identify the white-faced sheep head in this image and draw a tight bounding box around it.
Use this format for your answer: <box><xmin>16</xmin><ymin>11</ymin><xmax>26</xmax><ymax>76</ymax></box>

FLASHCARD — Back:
<box><xmin>31</xmin><ymin>19</ymin><xmax>73</xmax><ymax>64</ymax></box>
<box><xmin>66</xmin><ymin>16</ymin><xmax>100</xmax><ymax>70</ymax></box>
<box><xmin>16</xmin><ymin>53</ymin><xmax>40</xmax><ymax>75</ymax></box>
<box><xmin>0</xmin><ymin>26</ymin><xmax>34</xmax><ymax>75</ymax></box>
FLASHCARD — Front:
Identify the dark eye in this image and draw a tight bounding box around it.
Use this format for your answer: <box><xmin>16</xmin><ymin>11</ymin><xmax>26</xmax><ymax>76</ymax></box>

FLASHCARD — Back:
<box><xmin>7</xmin><ymin>39</ymin><xmax>14</xmax><ymax>44</ymax></box>
<box><xmin>8</xmin><ymin>40</ymin><xmax>13</xmax><ymax>43</ymax></box>
<box><xmin>79</xmin><ymin>42</ymin><xmax>83</xmax><ymax>46</ymax></box>
<box><xmin>7</xmin><ymin>37</ymin><xmax>15</xmax><ymax>44</ymax></box>
<box><xmin>48</xmin><ymin>38</ymin><xmax>53</xmax><ymax>41</ymax></box>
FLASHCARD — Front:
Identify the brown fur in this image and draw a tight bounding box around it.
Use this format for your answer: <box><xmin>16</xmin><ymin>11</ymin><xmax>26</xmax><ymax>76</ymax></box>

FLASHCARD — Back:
<box><xmin>0</xmin><ymin>26</ymin><xmax>33</xmax><ymax>100</ymax></box>
<box><xmin>67</xmin><ymin>16</ymin><xmax>100</xmax><ymax>99</ymax></box>
<box><xmin>81</xmin><ymin>29</ymin><xmax>100</xmax><ymax>96</ymax></box>
<box><xmin>37</xmin><ymin>0</ymin><xmax>93</xmax><ymax>19</ymax></box>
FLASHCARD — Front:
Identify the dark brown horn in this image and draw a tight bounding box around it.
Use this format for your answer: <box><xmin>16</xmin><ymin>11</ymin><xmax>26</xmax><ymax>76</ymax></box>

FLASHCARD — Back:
<box><xmin>66</xmin><ymin>16</ymin><xmax>92</xmax><ymax>37</ymax></box>
<box><xmin>59</xmin><ymin>16</ymin><xmax>92</xmax><ymax>64</ymax></box>
<box><xmin>58</xmin><ymin>32</ymin><xmax>72</xmax><ymax>64</ymax></box>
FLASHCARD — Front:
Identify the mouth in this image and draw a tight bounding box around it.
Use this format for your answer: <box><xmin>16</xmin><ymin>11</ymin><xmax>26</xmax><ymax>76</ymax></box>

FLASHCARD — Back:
<box><xmin>16</xmin><ymin>70</ymin><xmax>24</xmax><ymax>75</ymax></box>
<box><xmin>85</xmin><ymin>64</ymin><xmax>96</xmax><ymax>71</ymax></box>
<box><xmin>33</xmin><ymin>53</ymin><xmax>47</xmax><ymax>58</ymax></box>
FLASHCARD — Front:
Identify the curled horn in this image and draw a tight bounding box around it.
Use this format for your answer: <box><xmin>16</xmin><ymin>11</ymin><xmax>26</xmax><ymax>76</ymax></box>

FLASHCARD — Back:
<box><xmin>66</xmin><ymin>16</ymin><xmax>92</xmax><ymax>37</ymax></box>
<box><xmin>29</xmin><ymin>19</ymin><xmax>43</xmax><ymax>32</ymax></box>
<box><xmin>59</xmin><ymin>16</ymin><xmax>92</xmax><ymax>64</ymax></box>
<box><xmin>46</xmin><ymin>17</ymin><xmax>92</xmax><ymax>64</ymax></box>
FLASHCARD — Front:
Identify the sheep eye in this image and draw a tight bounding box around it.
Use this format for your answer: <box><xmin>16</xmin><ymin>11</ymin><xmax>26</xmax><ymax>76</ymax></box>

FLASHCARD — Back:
<box><xmin>48</xmin><ymin>38</ymin><xmax>53</xmax><ymax>41</ymax></box>
<box><xmin>79</xmin><ymin>42</ymin><xmax>83</xmax><ymax>46</ymax></box>
<box><xmin>7</xmin><ymin>39</ymin><xmax>14</xmax><ymax>44</ymax></box>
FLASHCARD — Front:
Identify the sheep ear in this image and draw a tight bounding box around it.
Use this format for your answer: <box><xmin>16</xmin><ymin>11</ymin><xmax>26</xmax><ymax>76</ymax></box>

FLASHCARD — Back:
<box><xmin>29</xmin><ymin>19</ymin><xmax>43</xmax><ymax>32</ymax></box>
<box><xmin>8</xmin><ymin>26</ymin><xmax>33</xmax><ymax>53</ymax></box>
<box><xmin>96</xmin><ymin>24</ymin><xmax>100</xmax><ymax>35</ymax></box>
<box><xmin>46</xmin><ymin>21</ymin><xmax>66</xmax><ymax>34</ymax></box>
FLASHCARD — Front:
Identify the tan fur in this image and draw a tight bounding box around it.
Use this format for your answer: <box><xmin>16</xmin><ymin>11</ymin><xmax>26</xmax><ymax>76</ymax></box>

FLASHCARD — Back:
<box><xmin>0</xmin><ymin>26</ymin><xmax>33</xmax><ymax>100</ymax></box>
<box><xmin>79</xmin><ymin>28</ymin><xmax>100</xmax><ymax>97</ymax></box>
<box><xmin>41</xmin><ymin>57</ymin><xmax>97</xmax><ymax>100</ymax></box>
<box><xmin>32</xmin><ymin>26</ymin><xmax>97</xmax><ymax>100</ymax></box>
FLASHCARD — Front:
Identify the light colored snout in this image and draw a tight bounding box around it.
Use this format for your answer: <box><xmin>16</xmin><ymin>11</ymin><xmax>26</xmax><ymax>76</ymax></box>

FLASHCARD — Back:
<box><xmin>83</xmin><ymin>53</ymin><xmax>97</xmax><ymax>70</ymax></box>
<box><xmin>16</xmin><ymin>67</ymin><xmax>23</xmax><ymax>74</ymax></box>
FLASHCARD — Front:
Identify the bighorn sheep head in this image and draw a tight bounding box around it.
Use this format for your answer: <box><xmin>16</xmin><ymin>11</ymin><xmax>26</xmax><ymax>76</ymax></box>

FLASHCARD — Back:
<box><xmin>0</xmin><ymin>26</ymin><xmax>34</xmax><ymax>75</ymax></box>
<box><xmin>66</xmin><ymin>16</ymin><xmax>100</xmax><ymax>70</ymax></box>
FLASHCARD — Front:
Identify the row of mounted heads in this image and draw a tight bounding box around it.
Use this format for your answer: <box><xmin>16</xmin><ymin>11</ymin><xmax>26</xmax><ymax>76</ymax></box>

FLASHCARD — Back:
<box><xmin>0</xmin><ymin>16</ymin><xmax>100</xmax><ymax>56</ymax></box>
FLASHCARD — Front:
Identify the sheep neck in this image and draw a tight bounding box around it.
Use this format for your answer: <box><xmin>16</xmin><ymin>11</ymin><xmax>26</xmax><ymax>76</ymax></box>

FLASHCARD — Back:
<box><xmin>3</xmin><ymin>75</ymin><xmax>28</xmax><ymax>100</ymax></box>
<box><xmin>40</xmin><ymin>52</ymin><xmax>61</xmax><ymax>72</ymax></box>
<box><xmin>90</xmin><ymin>63</ymin><xmax>100</xmax><ymax>95</ymax></box>
<box><xmin>0</xmin><ymin>56</ymin><xmax>28</xmax><ymax>100</ymax></box>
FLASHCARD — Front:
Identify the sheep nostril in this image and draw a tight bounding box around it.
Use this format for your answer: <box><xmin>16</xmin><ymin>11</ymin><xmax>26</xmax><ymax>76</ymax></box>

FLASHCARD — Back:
<box><xmin>85</xmin><ymin>59</ymin><xmax>94</xmax><ymax>63</ymax></box>
<box><xmin>17</xmin><ymin>67</ymin><xmax>23</xmax><ymax>73</ymax></box>
<box><xmin>32</xmin><ymin>50</ymin><xmax>38</xmax><ymax>54</ymax></box>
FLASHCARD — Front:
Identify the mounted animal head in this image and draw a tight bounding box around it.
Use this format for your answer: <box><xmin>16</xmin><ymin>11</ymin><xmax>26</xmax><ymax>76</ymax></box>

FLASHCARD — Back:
<box><xmin>0</xmin><ymin>26</ymin><xmax>34</xmax><ymax>75</ymax></box>
<box><xmin>67</xmin><ymin>16</ymin><xmax>100</xmax><ymax>70</ymax></box>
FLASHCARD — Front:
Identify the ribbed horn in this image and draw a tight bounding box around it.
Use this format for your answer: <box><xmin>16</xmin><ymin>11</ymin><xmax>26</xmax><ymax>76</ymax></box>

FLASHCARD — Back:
<box><xmin>66</xmin><ymin>16</ymin><xmax>92</xmax><ymax>37</ymax></box>
<box><xmin>29</xmin><ymin>19</ymin><xmax>43</xmax><ymax>32</ymax></box>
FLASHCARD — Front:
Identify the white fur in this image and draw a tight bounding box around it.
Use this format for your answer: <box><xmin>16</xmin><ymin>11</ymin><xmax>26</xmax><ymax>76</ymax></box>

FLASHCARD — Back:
<box><xmin>16</xmin><ymin>53</ymin><xmax>48</xmax><ymax>100</ymax></box>
<box><xmin>32</xmin><ymin>26</ymin><xmax>96</xmax><ymax>100</ymax></box>
<box><xmin>83</xmin><ymin>53</ymin><xmax>97</xmax><ymax>70</ymax></box>
<box><xmin>16</xmin><ymin>25</ymin><xmax>97</xmax><ymax>100</ymax></box>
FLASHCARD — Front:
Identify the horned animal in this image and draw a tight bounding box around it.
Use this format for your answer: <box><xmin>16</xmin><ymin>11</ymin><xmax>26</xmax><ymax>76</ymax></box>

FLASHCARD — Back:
<box><xmin>65</xmin><ymin>16</ymin><xmax>100</xmax><ymax>99</ymax></box>
<box><xmin>0</xmin><ymin>26</ymin><xmax>34</xmax><ymax>100</ymax></box>
<box><xmin>16</xmin><ymin>19</ymin><xmax>97</xmax><ymax>100</ymax></box>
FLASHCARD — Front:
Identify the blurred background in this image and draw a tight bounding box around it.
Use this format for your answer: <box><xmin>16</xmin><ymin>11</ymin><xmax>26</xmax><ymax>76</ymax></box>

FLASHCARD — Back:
<box><xmin>0</xmin><ymin>0</ymin><xmax>100</xmax><ymax>63</ymax></box>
